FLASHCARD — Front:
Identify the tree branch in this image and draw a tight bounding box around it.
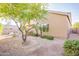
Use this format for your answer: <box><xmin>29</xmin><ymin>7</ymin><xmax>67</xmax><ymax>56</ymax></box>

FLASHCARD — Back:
<box><xmin>13</xmin><ymin>19</ymin><xmax>23</xmax><ymax>34</ymax></box>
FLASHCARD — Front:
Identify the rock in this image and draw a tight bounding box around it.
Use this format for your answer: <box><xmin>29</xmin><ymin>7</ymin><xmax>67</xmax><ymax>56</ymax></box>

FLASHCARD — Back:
<box><xmin>8</xmin><ymin>32</ymin><xmax>15</xmax><ymax>36</ymax></box>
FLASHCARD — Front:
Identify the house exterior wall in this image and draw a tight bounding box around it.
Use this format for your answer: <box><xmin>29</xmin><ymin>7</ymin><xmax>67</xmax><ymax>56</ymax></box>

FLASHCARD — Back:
<box><xmin>42</xmin><ymin>12</ymin><xmax>71</xmax><ymax>38</ymax></box>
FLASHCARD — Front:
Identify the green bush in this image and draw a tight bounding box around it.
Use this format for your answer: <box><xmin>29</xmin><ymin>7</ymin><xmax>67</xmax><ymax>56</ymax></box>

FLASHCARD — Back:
<box><xmin>28</xmin><ymin>31</ymin><xmax>54</xmax><ymax>40</ymax></box>
<box><xmin>28</xmin><ymin>32</ymin><xmax>39</xmax><ymax>36</ymax></box>
<box><xmin>64</xmin><ymin>40</ymin><xmax>79</xmax><ymax>56</ymax></box>
<box><xmin>41</xmin><ymin>35</ymin><xmax>54</xmax><ymax>40</ymax></box>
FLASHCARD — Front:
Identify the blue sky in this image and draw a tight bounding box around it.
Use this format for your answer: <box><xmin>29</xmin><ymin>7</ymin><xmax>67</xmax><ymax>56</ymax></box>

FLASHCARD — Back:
<box><xmin>48</xmin><ymin>3</ymin><xmax>79</xmax><ymax>24</ymax></box>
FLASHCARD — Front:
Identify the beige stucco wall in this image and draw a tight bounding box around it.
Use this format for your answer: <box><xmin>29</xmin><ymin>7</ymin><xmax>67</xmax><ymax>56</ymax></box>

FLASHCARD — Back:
<box><xmin>42</xmin><ymin>12</ymin><xmax>71</xmax><ymax>38</ymax></box>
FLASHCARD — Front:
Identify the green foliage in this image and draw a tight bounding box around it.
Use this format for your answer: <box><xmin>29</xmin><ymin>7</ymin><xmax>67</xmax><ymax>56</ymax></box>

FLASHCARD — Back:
<box><xmin>42</xmin><ymin>24</ymin><xmax>49</xmax><ymax>32</ymax></box>
<box><xmin>0</xmin><ymin>23</ymin><xmax>3</xmax><ymax>34</ymax></box>
<box><xmin>42</xmin><ymin>35</ymin><xmax>54</xmax><ymax>40</ymax></box>
<box><xmin>0</xmin><ymin>3</ymin><xmax>48</xmax><ymax>42</ymax></box>
<box><xmin>0</xmin><ymin>3</ymin><xmax>47</xmax><ymax>23</ymax></box>
<box><xmin>64</xmin><ymin>40</ymin><xmax>79</xmax><ymax>56</ymax></box>
<box><xmin>72</xmin><ymin>22</ymin><xmax>79</xmax><ymax>29</ymax></box>
<box><xmin>28</xmin><ymin>32</ymin><xmax>39</xmax><ymax>36</ymax></box>
<box><xmin>37</xmin><ymin>24</ymin><xmax>49</xmax><ymax>32</ymax></box>
<box><xmin>0</xmin><ymin>3</ymin><xmax>47</xmax><ymax>33</ymax></box>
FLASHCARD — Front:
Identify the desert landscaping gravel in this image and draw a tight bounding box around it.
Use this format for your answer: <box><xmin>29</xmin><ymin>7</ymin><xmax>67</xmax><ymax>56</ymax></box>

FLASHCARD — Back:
<box><xmin>0</xmin><ymin>36</ymin><xmax>65</xmax><ymax>56</ymax></box>
<box><xmin>0</xmin><ymin>30</ymin><xmax>79</xmax><ymax>56</ymax></box>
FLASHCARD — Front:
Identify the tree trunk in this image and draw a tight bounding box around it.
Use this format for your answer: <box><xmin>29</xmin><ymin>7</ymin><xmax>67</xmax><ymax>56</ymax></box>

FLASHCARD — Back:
<box><xmin>22</xmin><ymin>33</ymin><xmax>27</xmax><ymax>43</ymax></box>
<box><xmin>35</xmin><ymin>28</ymin><xmax>39</xmax><ymax>36</ymax></box>
<box><xmin>35</xmin><ymin>20</ymin><xmax>39</xmax><ymax>36</ymax></box>
<box><xmin>40</xmin><ymin>30</ymin><xmax>43</xmax><ymax>37</ymax></box>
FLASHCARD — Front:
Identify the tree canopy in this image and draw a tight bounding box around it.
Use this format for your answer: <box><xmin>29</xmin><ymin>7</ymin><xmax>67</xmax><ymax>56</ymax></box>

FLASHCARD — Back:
<box><xmin>0</xmin><ymin>3</ymin><xmax>48</xmax><ymax>43</ymax></box>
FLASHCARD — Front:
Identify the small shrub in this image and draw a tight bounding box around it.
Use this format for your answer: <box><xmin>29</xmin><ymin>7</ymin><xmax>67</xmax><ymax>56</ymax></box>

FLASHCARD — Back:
<box><xmin>28</xmin><ymin>32</ymin><xmax>39</xmax><ymax>36</ymax></box>
<box><xmin>28</xmin><ymin>31</ymin><xmax>54</xmax><ymax>40</ymax></box>
<box><xmin>12</xmin><ymin>34</ymin><xmax>16</xmax><ymax>37</ymax></box>
<box><xmin>64</xmin><ymin>40</ymin><xmax>79</xmax><ymax>56</ymax></box>
<box><xmin>42</xmin><ymin>35</ymin><xmax>54</xmax><ymax>40</ymax></box>
<box><xmin>31</xmin><ymin>33</ymin><xmax>39</xmax><ymax>36</ymax></box>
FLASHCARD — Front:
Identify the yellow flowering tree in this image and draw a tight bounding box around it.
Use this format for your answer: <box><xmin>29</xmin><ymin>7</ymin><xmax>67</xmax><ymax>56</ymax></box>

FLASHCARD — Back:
<box><xmin>72</xmin><ymin>22</ymin><xmax>79</xmax><ymax>29</ymax></box>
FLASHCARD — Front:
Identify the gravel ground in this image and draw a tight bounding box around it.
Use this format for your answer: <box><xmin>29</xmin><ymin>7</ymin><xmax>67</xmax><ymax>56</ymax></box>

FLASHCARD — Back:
<box><xmin>0</xmin><ymin>36</ymin><xmax>65</xmax><ymax>56</ymax></box>
<box><xmin>27</xmin><ymin>38</ymin><xmax>65</xmax><ymax>56</ymax></box>
<box><xmin>1</xmin><ymin>25</ymin><xmax>79</xmax><ymax>56</ymax></box>
<box><xmin>69</xmin><ymin>33</ymin><xmax>79</xmax><ymax>40</ymax></box>
<box><xmin>0</xmin><ymin>33</ymin><xmax>78</xmax><ymax>56</ymax></box>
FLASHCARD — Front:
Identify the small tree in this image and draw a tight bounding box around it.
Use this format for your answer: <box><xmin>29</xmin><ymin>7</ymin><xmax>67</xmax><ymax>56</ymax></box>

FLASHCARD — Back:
<box><xmin>0</xmin><ymin>3</ymin><xmax>48</xmax><ymax>43</ymax></box>
<box><xmin>72</xmin><ymin>22</ymin><xmax>79</xmax><ymax>29</ymax></box>
<box><xmin>72</xmin><ymin>22</ymin><xmax>79</xmax><ymax>33</ymax></box>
